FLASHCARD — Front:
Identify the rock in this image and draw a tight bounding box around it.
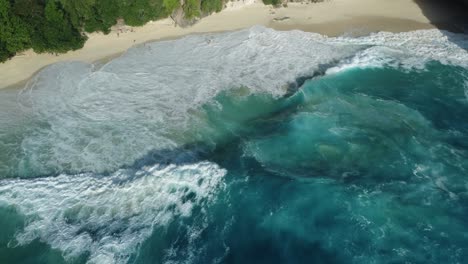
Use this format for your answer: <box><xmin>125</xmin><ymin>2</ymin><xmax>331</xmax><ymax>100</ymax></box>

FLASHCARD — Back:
<box><xmin>170</xmin><ymin>7</ymin><xmax>199</xmax><ymax>27</ymax></box>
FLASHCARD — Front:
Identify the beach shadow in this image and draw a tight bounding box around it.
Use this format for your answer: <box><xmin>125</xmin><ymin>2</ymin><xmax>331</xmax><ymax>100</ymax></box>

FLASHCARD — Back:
<box><xmin>413</xmin><ymin>0</ymin><xmax>468</xmax><ymax>50</ymax></box>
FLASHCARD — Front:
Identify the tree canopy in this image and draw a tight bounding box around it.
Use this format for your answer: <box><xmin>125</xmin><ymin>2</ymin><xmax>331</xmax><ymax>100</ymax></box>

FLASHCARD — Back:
<box><xmin>0</xmin><ymin>0</ymin><xmax>227</xmax><ymax>62</ymax></box>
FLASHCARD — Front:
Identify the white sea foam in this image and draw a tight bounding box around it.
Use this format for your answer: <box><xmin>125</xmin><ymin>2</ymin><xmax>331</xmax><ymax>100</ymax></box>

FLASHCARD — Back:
<box><xmin>1</xmin><ymin>27</ymin><xmax>465</xmax><ymax>176</ymax></box>
<box><xmin>327</xmin><ymin>30</ymin><xmax>468</xmax><ymax>73</ymax></box>
<box><xmin>325</xmin><ymin>46</ymin><xmax>403</xmax><ymax>75</ymax></box>
<box><xmin>0</xmin><ymin>161</ymin><xmax>225</xmax><ymax>263</ymax></box>
<box><xmin>8</xmin><ymin>27</ymin><xmax>364</xmax><ymax>175</ymax></box>
<box><xmin>6</xmin><ymin>27</ymin><xmax>466</xmax><ymax>176</ymax></box>
<box><xmin>0</xmin><ymin>27</ymin><xmax>467</xmax><ymax>263</ymax></box>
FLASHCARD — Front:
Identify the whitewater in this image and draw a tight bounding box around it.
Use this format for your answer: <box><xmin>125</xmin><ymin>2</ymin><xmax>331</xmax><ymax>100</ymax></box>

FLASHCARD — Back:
<box><xmin>0</xmin><ymin>26</ymin><xmax>468</xmax><ymax>264</ymax></box>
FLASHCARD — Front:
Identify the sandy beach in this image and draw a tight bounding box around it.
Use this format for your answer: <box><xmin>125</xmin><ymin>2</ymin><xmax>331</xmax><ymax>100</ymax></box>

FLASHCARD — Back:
<box><xmin>0</xmin><ymin>0</ymin><xmax>457</xmax><ymax>89</ymax></box>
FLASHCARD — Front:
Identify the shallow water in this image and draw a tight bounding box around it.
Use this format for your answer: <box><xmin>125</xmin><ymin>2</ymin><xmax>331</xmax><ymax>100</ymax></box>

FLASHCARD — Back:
<box><xmin>0</xmin><ymin>26</ymin><xmax>468</xmax><ymax>264</ymax></box>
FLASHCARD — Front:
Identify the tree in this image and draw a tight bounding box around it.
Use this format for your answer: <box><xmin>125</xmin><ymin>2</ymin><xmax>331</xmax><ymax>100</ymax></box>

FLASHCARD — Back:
<box><xmin>183</xmin><ymin>0</ymin><xmax>200</xmax><ymax>19</ymax></box>
<box><xmin>201</xmin><ymin>0</ymin><xmax>223</xmax><ymax>14</ymax></box>
<box><xmin>29</xmin><ymin>0</ymin><xmax>86</xmax><ymax>53</ymax></box>
<box><xmin>0</xmin><ymin>40</ymin><xmax>11</xmax><ymax>61</ymax></box>
<box><xmin>163</xmin><ymin>0</ymin><xmax>180</xmax><ymax>14</ymax></box>
<box><xmin>85</xmin><ymin>0</ymin><xmax>122</xmax><ymax>33</ymax></box>
<box><xmin>1</xmin><ymin>0</ymin><xmax>262</xmax><ymax>63</ymax></box>
<box><xmin>0</xmin><ymin>0</ymin><xmax>31</xmax><ymax>58</ymax></box>
<box><xmin>58</xmin><ymin>0</ymin><xmax>96</xmax><ymax>29</ymax></box>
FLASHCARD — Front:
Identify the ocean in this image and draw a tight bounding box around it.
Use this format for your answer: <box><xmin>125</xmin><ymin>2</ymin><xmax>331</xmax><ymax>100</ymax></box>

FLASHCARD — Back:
<box><xmin>0</xmin><ymin>26</ymin><xmax>468</xmax><ymax>264</ymax></box>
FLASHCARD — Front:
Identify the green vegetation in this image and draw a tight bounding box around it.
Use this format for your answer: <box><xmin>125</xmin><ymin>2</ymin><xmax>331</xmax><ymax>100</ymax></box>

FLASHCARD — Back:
<box><xmin>0</xmin><ymin>0</ymin><xmax>32</xmax><ymax>61</ymax></box>
<box><xmin>0</xmin><ymin>0</ymin><xmax>236</xmax><ymax>62</ymax></box>
<box><xmin>262</xmin><ymin>0</ymin><xmax>281</xmax><ymax>6</ymax></box>
<box><xmin>164</xmin><ymin>0</ymin><xmax>181</xmax><ymax>14</ymax></box>
<box><xmin>183</xmin><ymin>0</ymin><xmax>200</xmax><ymax>19</ymax></box>
<box><xmin>0</xmin><ymin>0</ymin><xmax>185</xmax><ymax>62</ymax></box>
<box><xmin>201</xmin><ymin>0</ymin><xmax>223</xmax><ymax>14</ymax></box>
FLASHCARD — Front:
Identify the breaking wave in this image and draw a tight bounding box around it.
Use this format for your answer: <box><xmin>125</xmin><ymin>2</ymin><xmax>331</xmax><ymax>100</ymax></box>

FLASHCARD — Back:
<box><xmin>0</xmin><ymin>26</ymin><xmax>468</xmax><ymax>264</ymax></box>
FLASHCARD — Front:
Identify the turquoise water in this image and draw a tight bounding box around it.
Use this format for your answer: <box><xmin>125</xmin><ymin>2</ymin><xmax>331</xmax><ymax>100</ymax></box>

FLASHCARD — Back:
<box><xmin>0</xmin><ymin>27</ymin><xmax>468</xmax><ymax>263</ymax></box>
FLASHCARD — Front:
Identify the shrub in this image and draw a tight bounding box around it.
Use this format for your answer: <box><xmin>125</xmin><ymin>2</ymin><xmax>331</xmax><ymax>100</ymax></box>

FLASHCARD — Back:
<box><xmin>201</xmin><ymin>0</ymin><xmax>223</xmax><ymax>14</ymax></box>
<box><xmin>262</xmin><ymin>0</ymin><xmax>281</xmax><ymax>6</ymax></box>
<box><xmin>183</xmin><ymin>0</ymin><xmax>200</xmax><ymax>18</ymax></box>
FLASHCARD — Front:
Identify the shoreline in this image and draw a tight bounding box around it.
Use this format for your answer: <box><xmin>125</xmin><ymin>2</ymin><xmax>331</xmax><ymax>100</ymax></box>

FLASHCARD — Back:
<box><xmin>0</xmin><ymin>0</ymin><xmax>450</xmax><ymax>89</ymax></box>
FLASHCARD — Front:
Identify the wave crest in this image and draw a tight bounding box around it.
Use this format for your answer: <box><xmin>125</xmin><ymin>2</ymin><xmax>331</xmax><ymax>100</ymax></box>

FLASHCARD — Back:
<box><xmin>0</xmin><ymin>162</ymin><xmax>225</xmax><ymax>263</ymax></box>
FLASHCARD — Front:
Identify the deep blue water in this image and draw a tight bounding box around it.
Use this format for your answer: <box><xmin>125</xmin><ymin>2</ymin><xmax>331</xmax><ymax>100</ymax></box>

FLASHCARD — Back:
<box><xmin>0</xmin><ymin>28</ymin><xmax>468</xmax><ymax>264</ymax></box>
